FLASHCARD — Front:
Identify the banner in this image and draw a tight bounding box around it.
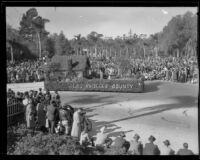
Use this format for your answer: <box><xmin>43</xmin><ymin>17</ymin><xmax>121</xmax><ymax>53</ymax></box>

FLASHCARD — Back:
<box><xmin>44</xmin><ymin>79</ymin><xmax>144</xmax><ymax>93</ymax></box>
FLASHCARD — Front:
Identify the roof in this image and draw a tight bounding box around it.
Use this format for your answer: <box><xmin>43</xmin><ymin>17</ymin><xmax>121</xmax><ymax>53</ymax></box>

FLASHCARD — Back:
<box><xmin>49</xmin><ymin>55</ymin><xmax>90</xmax><ymax>71</ymax></box>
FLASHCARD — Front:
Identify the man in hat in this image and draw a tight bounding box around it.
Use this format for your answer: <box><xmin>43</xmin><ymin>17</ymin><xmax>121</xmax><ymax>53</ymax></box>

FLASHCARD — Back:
<box><xmin>112</xmin><ymin>132</ymin><xmax>129</xmax><ymax>152</ymax></box>
<box><xmin>129</xmin><ymin>133</ymin><xmax>143</xmax><ymax>155</ymax></box>
<box><xmin>54</xmin><ymin>90</ymin><xmax>60</xmax><ymax>100</ymax></box>
<box><xmin>143</xmin><ymin>135</ymin><xmax>160</xmax><ymax>155</ymax></box>
<box><xmin>45</xmin><ymin>90</ymin><xmax>52</xmax><ymax>101</ymax></box>
<box><xmin>177</xmin><ymin>143</ymin><xmax>194</xmax><ymax>155</ymax></box>
<box><xmin>46</xmin><ymin>100</ymin><xmax>59</xmax><ymax>134</ymax></box>
<box><xmin>36</xmin><ymin>96</ymin><xmax>47</xmax><ymax>132</ymax></box>
<box><xmin>38</xmin><ymin>88</ymin><xmax>43</xmax><ymax>97</ymax></box>
<box><xmin>161</xmin><ymin>140</ymin><xmax>175</xmax><ymax>155</ymax></box>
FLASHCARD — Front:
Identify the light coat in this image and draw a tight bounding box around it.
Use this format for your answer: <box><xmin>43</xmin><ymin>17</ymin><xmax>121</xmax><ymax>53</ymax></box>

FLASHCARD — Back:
<box><xmin>71</xmin><ymin>111</ymin><xmax>81</xmax><ymax>138</ymax></box>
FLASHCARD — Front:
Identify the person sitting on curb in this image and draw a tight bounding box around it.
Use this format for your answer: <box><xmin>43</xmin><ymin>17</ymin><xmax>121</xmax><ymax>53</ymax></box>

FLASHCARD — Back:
<box><xmin>161</xmin><ymin>140</ymin><xmax>175</xmax><ymax>155</ymax></box>
<box><xmin>79</xmin><ymin>128</ymin><xmax>92</xmax><ymax>146</ymax></box>
<box><xmin>129</xmin><ymin>133</ymin><xmax>143</xmax><ymax>155</ymax></box>
<box><xmin>177</xmin><ymin>143</ymin><xmax>194</xmax><ymax>155</ymax></box>
<box><xmin>95</xmin><ymin>126</ymin><xmax>108</xmax><ymax>147</ymax></box>
<box><xmin>143</xmin><ymin>135</ymin><xmax>160</xmax><ymax>155</ymax></box>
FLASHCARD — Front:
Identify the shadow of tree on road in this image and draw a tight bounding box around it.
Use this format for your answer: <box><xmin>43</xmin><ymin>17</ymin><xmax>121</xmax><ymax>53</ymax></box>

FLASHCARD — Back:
<box><xmin>107</xmin><ymin>96</ymin><xmax>197</xmax><ymax>124</ymax></box>
<box><xmin>67</xmin><ymin>95</ymin><xmax>114</xmax><ymax>104</ymax></box>
<box><xmin>89</xmin><ymin>119</ymin><xmax>121</xmax><ymax>137</ymax></box>
<box><xmin>87</xmin><ymin>95</ymin><xmax>197</xmax><ymax>140</ymax></box>
<box><xmin>107</xmin><ymin>130</ymin><xmax>134</xmax><ymax>138</ymax></box>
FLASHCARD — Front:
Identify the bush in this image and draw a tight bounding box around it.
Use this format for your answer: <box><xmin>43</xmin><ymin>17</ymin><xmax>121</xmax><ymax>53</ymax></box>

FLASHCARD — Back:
<box><xmin>9</xmin><ymin>133</ymin><xmax>83</xmax><ymax>155</ymax></box>
<box><xmin>7</xmin><ymin>123</ymin><xmax>28</xmax><ymax>154</ymax></box>
<box><xmin>7</xmin><ymin>123</ymin><xmax>133</xmax><ymax>155</ymax></box>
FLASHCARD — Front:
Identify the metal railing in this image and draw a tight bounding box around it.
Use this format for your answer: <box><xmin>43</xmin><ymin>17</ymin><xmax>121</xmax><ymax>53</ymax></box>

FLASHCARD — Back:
<box><xmin>7</xmin><ymin>99</ymin><xmax>25</xmax><ymax>127</ymax></box>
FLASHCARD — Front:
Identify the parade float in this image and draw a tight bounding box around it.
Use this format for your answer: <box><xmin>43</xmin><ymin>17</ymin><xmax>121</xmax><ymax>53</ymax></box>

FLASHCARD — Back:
<box><xmin>43</xmin><ymin>55</ymin><xmax>144</xmax><ymax>93</ymax></box>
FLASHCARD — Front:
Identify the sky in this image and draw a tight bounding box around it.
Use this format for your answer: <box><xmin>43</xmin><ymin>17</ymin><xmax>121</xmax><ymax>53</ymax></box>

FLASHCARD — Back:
<box><xmin>6</xmin><ymin>7</ymin><xmax>197</xmax><ymax>39</ymax></box>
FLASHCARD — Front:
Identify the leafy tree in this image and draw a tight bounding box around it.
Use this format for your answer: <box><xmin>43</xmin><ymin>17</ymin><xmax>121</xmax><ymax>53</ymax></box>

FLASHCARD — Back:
<box><xmin>6</xmin><ymin>24</ymin><xmax>37</xmax><ymax>61</ymax></box>
<box><xmin>46</xmin><ymin>36</ymin><xmax>55</xmax><ymax>58</ymax></box>
<box><xmin>158</xmin><ymin>11</ymin><xmax>197</xmax><ymax>57</ymax></box>
<box><xmin>54</xmin><ymin>31</ymin><xmax>72</xmax><ymax>56</ymax></box>
<box><xmin>19</xmin><ymin>8</ymin><xmax>50</xmax><ymax>58</ymax></box>
<box><xmin>6</xmin><ymin>24</ymin><xmax>20</xmax><ymax>62</ymax></box>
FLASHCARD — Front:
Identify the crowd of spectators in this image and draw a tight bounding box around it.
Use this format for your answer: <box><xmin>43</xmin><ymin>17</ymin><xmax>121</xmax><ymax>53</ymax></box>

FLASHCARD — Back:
<box><xmin>88</xmin><ymin>56</ymin><xmax>198</xmax><ymax>83</ymax></box>
<box><xmin>7</xmin><ymin>55</ymin><xmax>198</xmax><ymax>84</ymax></box>
<box><xmin>7</xmin><ymin>88</ymin><xmax>195</xmax><ymax>155</ymax></box>
<box><xmin>7</xmin><ymin>59</ymin><xmax>45</xmax><ymax>83</ymax></box>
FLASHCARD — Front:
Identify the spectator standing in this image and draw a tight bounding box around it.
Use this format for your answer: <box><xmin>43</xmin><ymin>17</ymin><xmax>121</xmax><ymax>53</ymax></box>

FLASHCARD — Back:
<box><xmin>177</xmin><ymin>143</ymin><xmax>194</xmax><ymax>155</ymax></box>
<box><xmin>46</xmin><ymin>100</ymin><xmax>59</xmax><ymax>134</ymax></box>
<box><xmin>112</xmin><ymin>132</ymin><xmax>130</xmax><ymax>152</ymax></box>
<box><xmin>161</xmin><ymin>140</ymin><xmax>175</xmax><ymax>155</ymax></box>
<box><xmin>59</xmin><ymin>104</ymin><xmax>71</xmax><ymax>135</ymax></box>
<box><xmin>36</xmin><ymin>97</ymin><xmax>46</xmax><ymax>132</ymax></box>
<box><xmin>143</xmin><ymin>135</ymin><xmax>160</xmax><ymax>155</ymax></box>
<box><xmin>129</xmin><ymin>133</ymin><xmax>143</xmax><ymax>155</ymax></box>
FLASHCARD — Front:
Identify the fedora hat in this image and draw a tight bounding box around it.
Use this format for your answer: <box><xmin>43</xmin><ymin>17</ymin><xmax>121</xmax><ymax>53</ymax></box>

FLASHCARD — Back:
<box><xmin>120</xmin><ymin>132</ymin><xmax>126</xmax><ymax>137</ymax></box>
<box><xmin>163</xmin><ymin>140</ymin><xmax>170</xmax><ymax>146</ymax></box>
<box><xmin>148</xmin><ymin>135</ymin><xmax>156</xmax><ymax>142</ymax></box>
<box><xmin>133</xmin><ymin>133</ymin><xmax>140</xmax><ymax>140</ymax></box>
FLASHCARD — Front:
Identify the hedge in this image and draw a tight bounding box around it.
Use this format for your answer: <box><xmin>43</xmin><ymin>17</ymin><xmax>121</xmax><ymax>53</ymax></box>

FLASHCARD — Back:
<box><xmin>44</xmin><ymin>79</ymin><xmax>144</xmax><ymax>93</ymax></box>
<box><xmin>7</xmin><ymin>123</ymin><xmax>132</xmax><ymax>155</ymax></box>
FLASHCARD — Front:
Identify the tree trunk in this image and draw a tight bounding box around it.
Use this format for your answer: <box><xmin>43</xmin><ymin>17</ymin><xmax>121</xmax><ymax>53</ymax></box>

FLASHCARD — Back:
<box><xmin>95</xmin><ymin>46</ymin><xmax>97</xmax><ymax>58</ymax></box>
<box><xmin>126</xmin><ymin>47</ymin><xmax>128</xmax><ymax>59</ymax></box>
<box><xmin>143</xmin><ymin>46</ymin><xmax>145</xmax><ymax>59</ymax></box>
<box><xmin>37</xmin><ymin>32</ymin><xmax>42</xmax><ymax>58</ymax></box>
<box><xmin>177</xmin><ymin>48</ymin><xmax>179</xmax><ymax>57</ymax></box>
<box><xmin>10</xmin><ymin>45</ymin><xmax>14</xmax><ymax>63</ymax></box>
<box><xmin>155</xmin><ymin>47</ymin><xmax>158</xmax><ymax>58</ymax></box>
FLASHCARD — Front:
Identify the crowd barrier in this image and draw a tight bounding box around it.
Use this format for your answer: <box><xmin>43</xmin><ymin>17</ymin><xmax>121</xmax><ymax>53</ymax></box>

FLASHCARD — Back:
<box><xmin>7</xmin><ymin>99</ymin><xmax>24</xmax><ymax>127</ymax></box>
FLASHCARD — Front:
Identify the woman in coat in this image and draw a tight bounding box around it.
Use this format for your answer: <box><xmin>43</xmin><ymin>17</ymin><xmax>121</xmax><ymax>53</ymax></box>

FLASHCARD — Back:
<box><xmin>71</xmin><ymin>108</ymin><xmax>82</xmax><ymax>139</ymax></box>
<box><xmin>26</xmin><ymin>99</ymin><xmax>36</xmax><ymax>129</ymax></box>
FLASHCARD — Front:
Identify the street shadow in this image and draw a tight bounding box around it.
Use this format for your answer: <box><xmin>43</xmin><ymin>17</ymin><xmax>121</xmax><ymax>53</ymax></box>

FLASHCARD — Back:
<box><xmin>68</xmin><ymin>95</ymin><xmax>114</xmax><ymax>104</ymax></box>
<box><xmin>87</xmin><ymin>113</ymin><xmax>99</xmax><ymax>118</ymax></box>
<box><xmin>84</xmin><ymin>101</ymin><xmax>117</xmax><ymax>110</ymax></box>
<box><xmin>89</xmin><ymin>119</ymin><xmax>121</xmax><ymax>137</ymax></box>
<box><xmin>106</xmin><ymin>95</ymin><xmax>197</xmax><ymax>124</ymax></box>
<box><xmin>144</xmin><ymin>81</ymin><xmax>162</xmax><ymax>93</ymax></box>
<box><xmin>107</xmin><ymin>130</ymin><xmax>134</xmax><ymax>138</ymax></box>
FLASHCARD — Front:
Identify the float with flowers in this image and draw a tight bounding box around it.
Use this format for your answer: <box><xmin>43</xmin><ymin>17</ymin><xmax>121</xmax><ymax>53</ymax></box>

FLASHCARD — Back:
<box><xmin>43</xmin><ymin>55</ymin><xmax>144</xmax><ymax>92</ymax></box>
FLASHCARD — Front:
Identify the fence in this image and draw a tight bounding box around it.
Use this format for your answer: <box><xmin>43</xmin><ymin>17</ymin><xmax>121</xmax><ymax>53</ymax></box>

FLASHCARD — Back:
<box><xmin>7</xmin><ymin>99</ymin><xmax>25</xmax><ymax>127</ymax></box>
